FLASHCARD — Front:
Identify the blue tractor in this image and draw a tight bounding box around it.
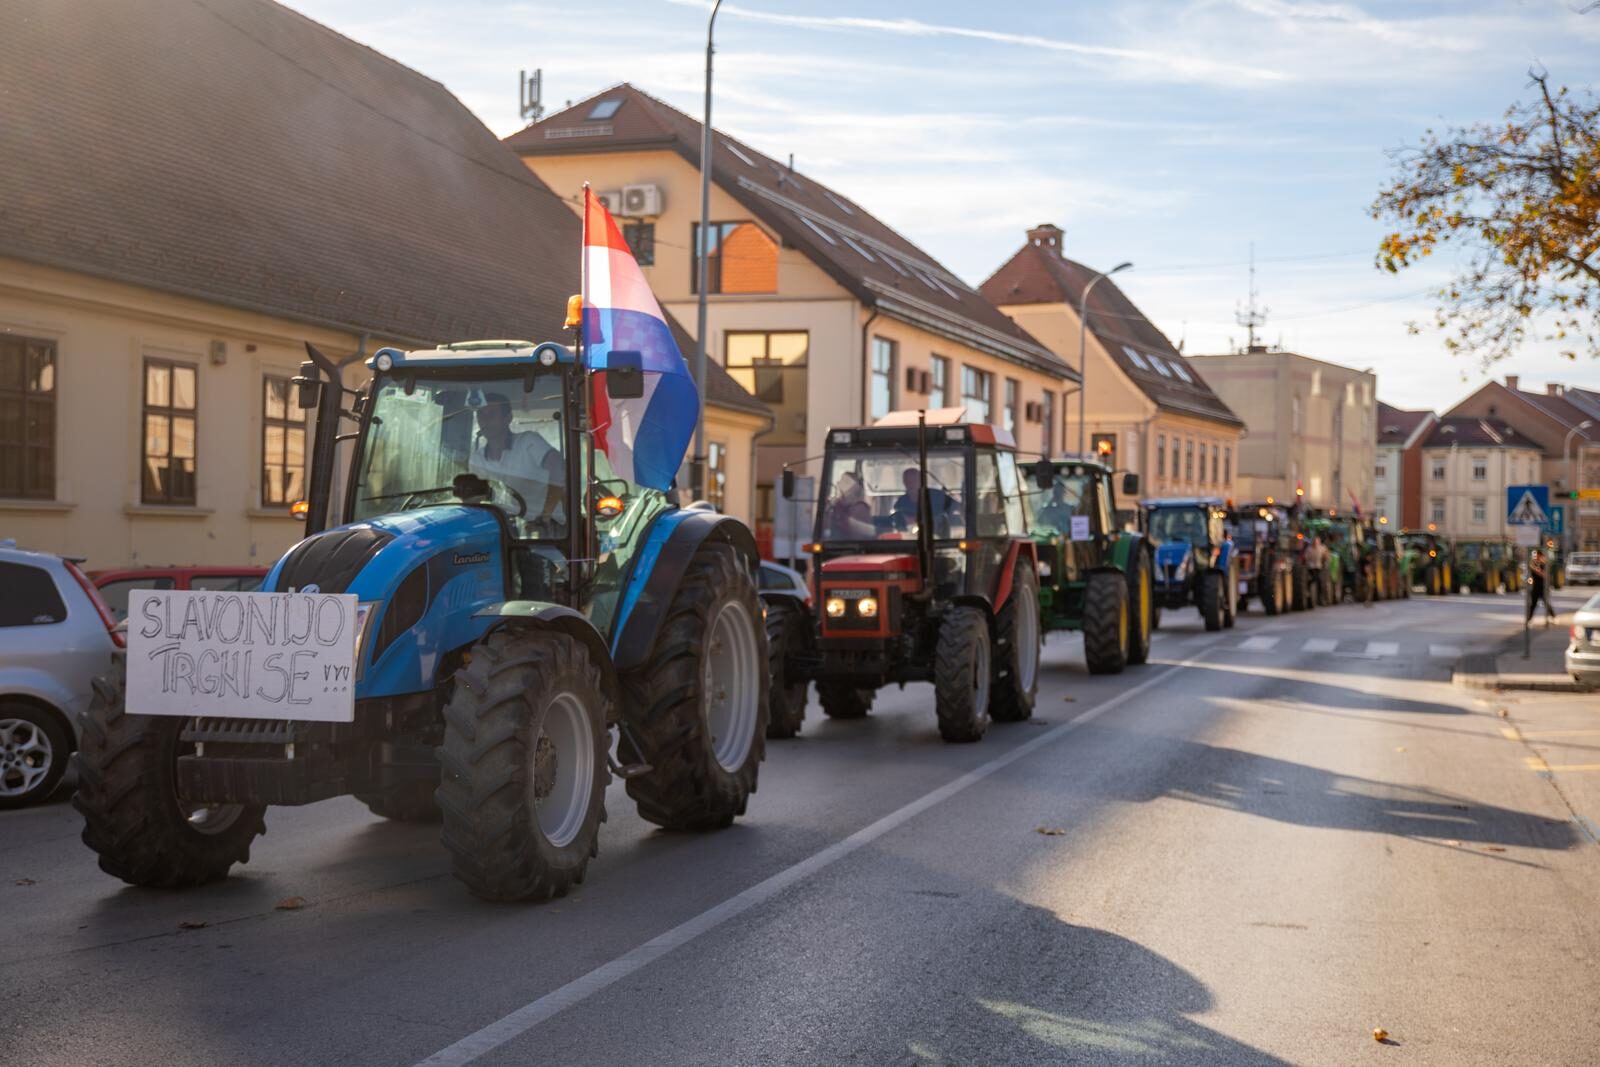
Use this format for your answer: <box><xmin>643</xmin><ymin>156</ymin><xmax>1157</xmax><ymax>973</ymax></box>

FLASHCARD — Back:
<box><xmin>1142</xmin><ymin>498</ymin><xmax>1237</xmax><ymax>632</ymax></box>
<box><xmin>75</xmin><ymin>339</ymin><xmax>769</xmax><ymax>902</ymax></box>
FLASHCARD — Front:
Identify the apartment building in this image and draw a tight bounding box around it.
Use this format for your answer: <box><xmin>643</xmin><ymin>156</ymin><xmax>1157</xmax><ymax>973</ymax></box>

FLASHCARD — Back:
<box><xmin>1416</xmin><ymin>417</ymin><xmax>1542</xmax><ymax>538</ymax></box>
<box><xmin>1374</xmin><ymin>403</ymin><xmax>1436</xmax><ymax>527</ymax></box>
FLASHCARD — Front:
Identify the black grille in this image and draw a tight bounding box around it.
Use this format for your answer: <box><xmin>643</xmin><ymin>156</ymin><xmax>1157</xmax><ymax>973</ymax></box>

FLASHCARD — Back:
<box><xmin>274</xmin><ymin>527</ymin><xmax>393</xmax><ymax>593</ymax></box>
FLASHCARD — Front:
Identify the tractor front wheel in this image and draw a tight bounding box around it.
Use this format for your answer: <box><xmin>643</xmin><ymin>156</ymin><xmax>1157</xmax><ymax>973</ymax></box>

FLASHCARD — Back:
<box><xmin>437</xmin><ymin>628</ymin><xmax>609</xmax><ymax>902</ymax></box>
<box><xmin>934</xmin><ymin>606</ymin><xmax>992</xmax><ymax>742</ymax></box>
<box><xmin>75</xmin><ymin>655</ymin><xmax>267</xmax><ymax>888</ymax></box>
<box><xmin>1083</xmin><ymin>571</ymin><xmax>1130</xmax><ymax>674</ymax></box>
<box><xmin>1260</xmin><ymin>565</ymin><xmax>1281</xmax><ymax>616</ymax></box>
<box><xmin>1199</xmin><ymin>571</ymin><xmax>1225</xmax><ymax>632</ymax></box>
<box><xmin>764</xmin><ymin>599</ymin><xmax>810</xmax><ymax>739</ymax></box>
<box><xmin>990</xmin><ymin>563</ymin><xmax>1041</xmax><ymax>723</ymax></box>
<box><xmin>1126</xmin><ymin>550</ymin><xmax>1154</xmax><ymax>666</ymax></box>
<box><xmin>622</xmin><ymin>545</ymin><xmax>767</xmax><ymax>830</ymax></box>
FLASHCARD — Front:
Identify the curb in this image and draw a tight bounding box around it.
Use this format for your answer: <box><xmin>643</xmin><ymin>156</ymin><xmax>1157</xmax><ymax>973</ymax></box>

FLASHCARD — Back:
<box><xmin>1451</xmin><ymin>626</ymin><xmax>1583</xmax><ymax>693</ymax></box>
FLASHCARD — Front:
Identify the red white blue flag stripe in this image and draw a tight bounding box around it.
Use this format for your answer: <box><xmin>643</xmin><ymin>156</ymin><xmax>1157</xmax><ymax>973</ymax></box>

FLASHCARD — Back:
<box><xmin>581</xmin><ymin>186</ymin><xmax>698</xmax><ymax>491</ymax></box>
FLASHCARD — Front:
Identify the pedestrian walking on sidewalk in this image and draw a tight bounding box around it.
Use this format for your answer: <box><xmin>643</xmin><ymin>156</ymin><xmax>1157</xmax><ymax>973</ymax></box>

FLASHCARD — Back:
<box><xmin>1527</xmin><ymin>549</ymin><xmax>1557</xmax><ymax>627</ymax></box>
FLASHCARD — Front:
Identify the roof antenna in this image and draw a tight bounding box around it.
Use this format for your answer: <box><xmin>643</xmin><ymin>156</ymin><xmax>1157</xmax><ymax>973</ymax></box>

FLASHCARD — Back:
<box><xmin>1234</xmin><ymin>242</ymin><xmax>1268</xmax><ymax>351</ymax></box>
<box><xmin>519</xmin><ymin>69</ymin><xmax>544</xmax><ymax>124</ymax></box>
<box><xmin>1177</xmin><ymin>321</ymin><xmax>1187</xmax><ymax>354</ymax></box>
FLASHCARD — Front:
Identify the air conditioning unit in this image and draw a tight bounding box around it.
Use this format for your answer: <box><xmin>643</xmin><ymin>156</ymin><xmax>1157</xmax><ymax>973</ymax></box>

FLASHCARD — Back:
<box><xmin>622</xmin><ymin>183</ymin><xmax>664</xmax><ymax>217</ymax></box>
<box><xmin>905</xmin><ymin>368</ymin><xmax>931</xmax><ymax>394</ymax></box>
<box><xmin>1024</xmin><ymin>401</ymin><xmax>1041</xmax><ymax>422</ymax></box>
<box><xmin>597</xmin><ymin>190</ymin><xmax>624</xmax><ymax>215</ymax></box>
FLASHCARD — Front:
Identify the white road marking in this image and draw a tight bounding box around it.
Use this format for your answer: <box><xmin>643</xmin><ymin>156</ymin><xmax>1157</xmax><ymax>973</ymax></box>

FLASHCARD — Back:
<box><xmin>1238</xmin><ymin>636</ymin><xmax>1280</xmax><ymax>651</ymax></box>
<box><xmin>1302</xmin><ymin>638</ymin><xmax>1339</xmax><ymax>653</ymax></box>
<box><xmin>1365</xmin><ymin>641</ymin><xmax>1400</xmax><ymax>657</ymax></box>
<box><xmin>1430</xmin><ymin>644</ymin><xmax>1462</xmax><ymax>659</ymax></box>
<box><xmin>413</xmin><ymin>651</ymin><xmax>1213</xmax><ymax>1067</ymax></box>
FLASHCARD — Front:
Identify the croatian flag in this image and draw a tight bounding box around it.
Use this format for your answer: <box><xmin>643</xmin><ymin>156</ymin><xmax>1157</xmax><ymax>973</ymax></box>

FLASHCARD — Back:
<box><xmin>581</xmin><ymin>185</ymin><xmax>699</xmax><ymax>491</ymax></box>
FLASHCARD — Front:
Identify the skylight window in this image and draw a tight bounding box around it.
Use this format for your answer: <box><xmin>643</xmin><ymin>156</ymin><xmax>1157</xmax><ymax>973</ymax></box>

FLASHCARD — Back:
<box><xmin>910</xmin><ymin>269</ymin><xmax>937</xmax><ymax>291</ymax></box>
<box><xmin>881</xmin><ymin>254</ymin><xmax>908</xmax><ymax>276</ymax></box>
<box><xmin>840</xmin><ymin>234</ymin><xmax>876</xmax><ymax>262</ymax></box>
<box><xmin>932</xmin><ymin>275</ymin><xmax>961</xmax><ymax>300</ymax></box>
<box><xmin>1151</xmin><ymin>358</ymin><xmax>1173</xmax><ymax>378</ymax></box>
<box><xmin>773</xmin><ymin>163</ymin><xmax>804</xmax><ymax>191</ymax></box>
<box><xmin>824</xmin><ymin>191</ymin><xmax>854</xmax><ymax>216</ymax></box>
<box><xmin>1121</xmin><ymin>345</ymin><xmax>1149</xmax><ymax>370</ymax></box>
<box><xmin>795</xmin><ymin>213</ymin><xmax>838</xmax><ymax>245</ymax></box>
<box><xmin>586</xmin><ymin>99</ymin><xmax>622</xmax><ymax>121</ymax></box>
<box><xmin>1171</xmin><ymin>361</ymin><xmax>1193</xmax><ymax>382</ymax></box>
<box><xmin>724</xmin><ymin>139</ymin><xmax>756</xmax><ymax>167</ymax></box>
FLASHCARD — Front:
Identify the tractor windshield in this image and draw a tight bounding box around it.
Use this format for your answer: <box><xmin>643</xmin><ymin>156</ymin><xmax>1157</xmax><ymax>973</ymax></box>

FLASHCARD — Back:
<box><xmin>1147</xmin><ymin>507</ymin><xmax>1209</xmax><ymax>545</ymax></box>
<box><xmin>1023</xmin><ymin>474</ymin><xmax>1092</xmax><ymax>537</ymax></box>
<box><xmin>352</xmin><ymin>370</ymin><xmax>568</xmax><ymax>540</ymax></box>
<box><xmin>818</xmin><ymin>447</ymin><xmax>967</xmax><ymax>542</ymax></box>
<box><xmin>1459</xmin><ymin>542</ymin><xmax>1483</xmax><ymax>561</ymax></box>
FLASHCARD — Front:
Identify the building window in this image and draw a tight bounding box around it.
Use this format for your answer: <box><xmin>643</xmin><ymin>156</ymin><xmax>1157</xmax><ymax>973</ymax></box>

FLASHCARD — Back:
<box><xmin>261</xmin><ymin>376</ymin><xmax>306</xmax><ymax>508</ymax></box>
<box><xmin>1292</xmin><ymin>394</ymin><xmax>1302</xmax><ymax>434</ymax></box>
<box><xmin>0</xmin><ymin>334</ymin><xmax>55</xmax><ymax>499</ymax></box>
<box><xmin>930</xmin><ymin>356</ymin><xmax>950</xmax><ymax>408</ymax></box>
<box><xmin>706</xmin><ymin>441</ymin><xmax>727</xmax><ymax>511</ymax></box>
<box><xmin>1376</xmin><ymin>496</ymin><xmax>1389</xmax><ymax>518</ymax></box>
<box><xmin>1432</xmin><ymin>461</ymin><xmax>1446</xmax><ymax>481</ymax></box>
<box><xmin>727</xmin><ymin>331</ymin><xmax>808</xmax><ymax>447</ymax></box>
<box><xmin>1004</xmin><ymin>378</ymin><xmax>1019</xmax><ymax>436</ymax></box>
<box><xmin>1185</xmin><ymin>439</ymin><xmax>1194</xmax><ymax>482</ymax></box>
<box><xmin>1172</xmin><ymin>438</ymin><xmax>1181</xmax><ymax>481</ymax></box>
<box><xmin>1224</xmin><ymin>447</ymin><xmax>1231</xmax><ymax>485</ymax></box>
<box><xmin>142</xmin><ymin>358</ymin><xmax>197</xmax><ymax>506</ymax></box>
<box><xmin>1157</xmin><ymin>434</ymin><xmax>1167</xmax><ymax>477</ymax></box>
<box><xmin>870</xmin><ymin>337</ymin><xmax>896</xmax><ymax>420</ymax></box>
<box><xmin>1040</xmin><ymin>391</ymin><xmax>1055</xmax><ymax>454</ymax></box>
<box><xmin>1431</xmin><ymin>498</ymin><xmax>1445</xmax><ymax>524</ymax></box>
<box><xmin>1375</xmin><ymin>463</ymin><xmax>1387</xmax><ymax>479</ymax></box>
<box><xmin>692</xmin><ymin>220</ymin><xmax>777</xmax><ymax>294</ymax></box>
<box><xmin>623</xmin><ymin>221</ymin><xmax>655</xmax><ymax>267</ymax></box>
<box><xmin>1471</xmin><ymin>458</ymin><xmax>1487</xmax><ymax>481</ymax></box>
<box><xmin>1211</xmin><ymin>445</ymin><xmax>1219</xmax><ymax>484</ymax></box>
<box><xmin>961</xmin><ymin>366</ymin><xmax>993</xmax><ymax>424</ymax></box>
<box><xmin>1472</xmin><ymin>497</ymin><xmax>1487</xmax><ymax>523</ymax></box>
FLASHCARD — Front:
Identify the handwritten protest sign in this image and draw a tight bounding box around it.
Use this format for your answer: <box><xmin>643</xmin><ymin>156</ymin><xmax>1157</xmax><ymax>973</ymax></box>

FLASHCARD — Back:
<box><xmin>126</xmin><ymin>590</ymin><xmax>363</xmax><ymax>722</ymax></box>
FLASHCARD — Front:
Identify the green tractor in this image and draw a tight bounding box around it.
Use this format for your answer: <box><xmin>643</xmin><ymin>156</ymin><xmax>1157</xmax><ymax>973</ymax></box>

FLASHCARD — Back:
<box><xmin>1020</xmin><ymin>458</ymin><xmax>1155</xmax><ymax>675</ymax></box>
<box><xmin>1400</xmin><ymin>528</ymin><xmax>1456</xmax><ymax>595</ymax></box>
<box><xmin>1302</xmin><ymin>513</ymin><xmax>1357</xmax><ymax>602</ymax></box>
<box><xmin>1457</xmin><ymin>539</ymin><xmax>1517</xmax><ymax>593</ymax></box>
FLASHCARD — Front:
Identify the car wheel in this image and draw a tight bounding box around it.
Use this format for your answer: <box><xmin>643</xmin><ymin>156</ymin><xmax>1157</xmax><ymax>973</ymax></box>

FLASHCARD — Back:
<box><xmin>0</xmin><ymin>703</ymin><xmax>72</xmax><ymax>809</ymax></box>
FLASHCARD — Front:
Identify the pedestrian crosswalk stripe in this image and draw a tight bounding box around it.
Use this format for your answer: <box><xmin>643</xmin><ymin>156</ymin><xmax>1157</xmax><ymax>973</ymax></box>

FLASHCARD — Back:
<box><xmin>1239</xmin><ymin>636</ymin><xmax>1280</xmax><ymax>651</ymax></box>
<box><xmin>1302</xmin><ymin>638</ymin><xmax>1338</xmax><ymax>653</ymax></box>
<box><xmin>1429</xmin><ymin>644</ymin><xmax>1461</xmax><ymax>659</ymax></box>
<box><xmin>1365</xmin><ymin>641</ymin><xmax>1400</xmax><ymax>657</ymax></box>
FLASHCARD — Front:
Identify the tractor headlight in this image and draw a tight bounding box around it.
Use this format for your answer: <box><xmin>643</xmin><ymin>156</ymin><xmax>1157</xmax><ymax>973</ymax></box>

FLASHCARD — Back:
<box><xmin>857</xmin><ymin>596</ymin><xmax>879</xmax><ymax>618</ymax></box>
<box><xmin>374</xmin><ymin>351</ymin><xmax>394</xmax><ymax>372</ymax></box>
<box><xmin>352</xmin><ymin>601</ymin><xmax>377</xmax><ymax>679</ymax></box>
<box><xmin>826</xmin><ymin>597</ymin><xmax>847</xmax><ymax>618</ymax></box>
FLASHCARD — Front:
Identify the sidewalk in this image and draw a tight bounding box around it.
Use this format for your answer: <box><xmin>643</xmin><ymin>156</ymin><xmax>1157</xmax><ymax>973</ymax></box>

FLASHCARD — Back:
<box><xmin>1454</xmin><ymin>595</ymin><xmax>1588</xmax><ymax>693</ymax></box>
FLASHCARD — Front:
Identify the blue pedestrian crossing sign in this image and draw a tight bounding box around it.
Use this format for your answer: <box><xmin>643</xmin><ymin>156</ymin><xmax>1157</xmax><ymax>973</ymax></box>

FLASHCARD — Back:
<box><xmin>1548</xmin><ymin>505</ymin><xmax>1565</xmax><ymax>536</ymax></box>
<box><xmin>1506</xmin><ymin>484</ymin><xmax>1549</xmax><ymax>526</ymax></box>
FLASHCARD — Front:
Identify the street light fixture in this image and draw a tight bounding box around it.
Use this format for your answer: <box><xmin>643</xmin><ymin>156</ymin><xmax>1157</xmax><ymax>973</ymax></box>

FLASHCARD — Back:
<box><xmin>1565</xmin><ymin>418</ymin><xmax>1593</xmax><ymax>552</ymax></box>
<box><xmin>691</xmin><ymin>0</ymin><xmax>724</xmax><ymax>499</ymax></box>
<box><xmin>1077</xmin><ymin>261</ymin><xmax>1132</xmax><ymax>455</ymax></box>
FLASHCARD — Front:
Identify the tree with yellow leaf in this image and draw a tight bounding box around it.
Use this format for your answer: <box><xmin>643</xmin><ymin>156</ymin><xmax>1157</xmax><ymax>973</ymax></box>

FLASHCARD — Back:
<box><xmin>1373</xmin><ymin>71</ymin><xmax>1600</xmax><ymax>366</ymax></box>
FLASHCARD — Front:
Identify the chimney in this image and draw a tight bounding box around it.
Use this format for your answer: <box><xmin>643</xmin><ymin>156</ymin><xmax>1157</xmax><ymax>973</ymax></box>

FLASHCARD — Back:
<box><xmin>1548</xmin><ymin>383</ymin><xmax>1563</xmax><ymax>397</ymax></box>
<box><xmin>1504</xmin><ymin>374</ymin><xmax>1519</xmax><ymax>391</ymax></box>
<box><xmin>1027</xmin><ymin>223</ymin><xmax>1064</xmax><ymax>257</ymax></box>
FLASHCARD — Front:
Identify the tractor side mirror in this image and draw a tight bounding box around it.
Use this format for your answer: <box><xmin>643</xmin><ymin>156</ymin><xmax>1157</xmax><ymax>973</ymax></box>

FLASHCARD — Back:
<box><xmin>606</xmin><ymin>350</ymin><xmax>644</xmax><ymax>399</ymax></box>
<box><xmin>1121</xmin><ymin>472</ymin><xmax>1140</xmax><ymax>497</ymax></box>
<box><xmin>294</xmin><ymin>360</ymin><xmax>322</xmax><ymax>409</ymax></box>
<box><xmin>781</xmin><ymin>469</ymin><xmax>796</xmax><ymax>499</ymax></box>
<box><xmin>1033</xmin><ymin>461</ymin><xmax>1056</xmax><ymax>490</ymax></box>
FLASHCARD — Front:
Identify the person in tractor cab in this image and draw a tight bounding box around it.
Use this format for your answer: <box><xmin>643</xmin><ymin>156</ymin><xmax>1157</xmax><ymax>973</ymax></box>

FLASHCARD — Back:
<box><xmin>470</xmin><ymin>391</ymin><xmax>565</xmax><ymax>533</ymax></box>
<box><xmin>826</xmin><ymin>471</ymin><xmax>875</xmax><ymax>539</ymax></box>
<box><xmin>892</xmin><ymin>467</ymin><xmax>958</xmax><ymax>536</ymax></box>
<box><xmin>1034</xmin><ymin>479</ymin><xmax>1084</xmax><ymax>533</ymax></box>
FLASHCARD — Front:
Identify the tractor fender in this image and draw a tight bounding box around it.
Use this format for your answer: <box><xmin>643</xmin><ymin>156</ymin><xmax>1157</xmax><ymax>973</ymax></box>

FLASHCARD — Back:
<box><xmin>990</xmin><ymin>540</ymin><xmax>1039</xmax><ymax>612</ymax></box>
<box><xmin>475</xmin><ymin>601</ymin><xmax>620</xmax><ymax>709</ymax></box>
<box><xmin>1212</xmin><ymin>540</ymin><xmax>1234</xmax><ymax>572</ymax></box>
<box><xmin>610</xmin><ymin>508</ymin><xmax>760</xmax><ymax>673</ymax></box>
<box><xmin>1109</xmin><ymin>531</ymin><xmax>1147</xmax><ymax>571</ymax></box>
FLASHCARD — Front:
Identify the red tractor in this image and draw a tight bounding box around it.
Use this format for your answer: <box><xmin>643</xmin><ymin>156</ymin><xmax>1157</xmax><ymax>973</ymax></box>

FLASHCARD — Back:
<box><xmin>764</xmin><ymin>410</ymin><xmax>1041</xmax><ymax>743</ymax></box>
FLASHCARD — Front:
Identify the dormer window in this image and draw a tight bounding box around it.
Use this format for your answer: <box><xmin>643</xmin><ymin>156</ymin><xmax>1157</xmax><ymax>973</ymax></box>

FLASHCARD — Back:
<box><xmin>586</xmin><ymin>99</ymin><xmax>622</xmax><ymax>121</ymax></box>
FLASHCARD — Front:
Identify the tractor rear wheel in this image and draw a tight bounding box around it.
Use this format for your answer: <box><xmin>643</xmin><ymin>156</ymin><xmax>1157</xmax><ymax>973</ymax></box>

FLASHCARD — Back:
<box><xmin>1291</xmin><ymin>565</ymin><xmax>1309</xmax><ymax>612</ymax></box>
<box><xmin>1260</xmin><ymin>565</ymin><xmax>1281</xmax><ymax>616</ymax></box>
<box><xmin>75</xmin><ymin>654</ymin><xmax>267</xmax><ymax>888</ymax></box>
<box><xmin>990</xmin><ymin>563</ymin><xmax>1041</xmax><ymax>723</ymax></box>
<box><xmin>764</xmin><ymin>599</ymin><xmax>810</xmax><ymax>739</ymax></box>
<box><xmin>818</xmin><ymin>683</ymin><xmax>874</xmax><ymax>720</ymax></box>
<box><xmin>1222</xmin><ymin>565</ymin><xmax>1238</xmax><ymax>628</ymax></box>
<box><xmin>934</xmin><ymin>606</ymin><xmax>991</xmax><ymax>742</ymax></box>
<box><xmin>437</xmin><ymin>629</ymin><xmax>609</xmax><ymax>902</ymax></box>
<box><xmin>1199</xmin><ymin>571</ymin><xmax>1224</xmax><ymax>631</ymax></box>
<box><xmin>357</xmin><ymin>783</ymin><xmax>441</xmax><ymax>822</ymax></box>
<box><xmin>1083</xmin><ymin>571</ymin><xmax>1130</xmax><ymax>674</ymax></box>
<box><xmin>1126</xmin><ymin>549</ymin><xmax>1154</xmax><ymax>666</ymax></box>
<box><xmin>621</xmin><ymin>545</ymin><xmax>767</xmax><ymax>831</ymax></box>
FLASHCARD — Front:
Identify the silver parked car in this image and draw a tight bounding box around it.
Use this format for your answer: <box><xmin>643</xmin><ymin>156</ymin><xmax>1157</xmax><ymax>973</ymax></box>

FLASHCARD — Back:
<box><xmin>1566</xmin><ymin>591</ymin><xmax>1600</xmax><ymax>689</ymax></box>
<box><xmin>1566</xmin><ymin>552</ymin><xmax>1600</xmax><ymax>586</ymax></box>
<box><xmin>0</xmin><ymin>543</ymin><xmax>121</xmax><ymax>807</ymax></box>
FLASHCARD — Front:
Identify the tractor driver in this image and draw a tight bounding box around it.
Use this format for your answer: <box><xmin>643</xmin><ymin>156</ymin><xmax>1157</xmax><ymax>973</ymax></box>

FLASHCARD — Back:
<box><xmin>1034</xmin><ymin>480</ymin><xmax>1083</xmax><ymax>534</ymax></box>
<box><xmin>891</xmin><ymin>468</ymin><xmax>957</xmax><ymax>536</ymax></box>
<box><xmin>470</xmin><ymin>392</ymin><xmax>565</xmax><ymax>533</ymax></box>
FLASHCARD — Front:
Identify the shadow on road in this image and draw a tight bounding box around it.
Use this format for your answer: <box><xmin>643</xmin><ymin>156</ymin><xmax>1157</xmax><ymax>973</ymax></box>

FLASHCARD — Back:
<box><xmin>1181</xmin><ymin>661</ymin><xmax>1470</xmax><ymax>715</ymax></box>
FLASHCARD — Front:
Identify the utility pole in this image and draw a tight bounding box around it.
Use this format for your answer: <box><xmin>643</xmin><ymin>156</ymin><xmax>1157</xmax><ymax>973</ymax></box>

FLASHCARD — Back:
<box><xmin>1235</xmin><ymin>243</ymin><xmax>1268</xmax><ymax>351</ymax></box>
<box><xmin>692</xmin><ymin>0</ymin><xmax>724</xmax><ymax>500</ymax></box>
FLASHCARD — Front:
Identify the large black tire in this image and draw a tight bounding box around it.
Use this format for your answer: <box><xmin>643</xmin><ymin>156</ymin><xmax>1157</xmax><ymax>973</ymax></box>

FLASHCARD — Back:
<box><xmin>1083</xmin><ymin>571</ymin><xmax>1130</xmax><ymax>674</ymax></box>
<box><xmin>1260</xmin><ymin>564</ymin><xmax>1281</xmax><ymax>616</ymax></box>
<box><xmin>437</xmin><ymin>629</ymin><xmax>609</xmax><ymax>902</ymax></box>
<box><xmin>1294</xmin><ymin>565</ymin><xmax>1315</xmax><ymax>612</ymax></box>
<box><xmin>934</xmin><ymin>605</ymin><xmax>991</xmax><ymax>742</ymax></box>
<box><xmin>1126</xmin><ymin>549</ymin><xmax>1154</xmax><ymax>666</ymax></box>
<box><xmin>0</xmin><ymin>701</ymin><xmax>72</xmax><ymax>809</ymax></box>
<box><xmin>1222</xmin><ymin>565</ymin><xmax>1238</xmax><ymax>629</ymax></box>
<box><xmin>764</xmin><ymin>599</ymin><xmax>810</xmax><ymax>739</ymax></box>
<box><xmin>621</xmin><ymin>544</ymin><xmax>768</xmax><ymax>831</ymax></box>
<box><xmin>74</xmin><ymin>655</ymin><xmax>267</xmax><ymax>887</ymax></box>
<box><xmin>1199</xmin><ymin>571</ymin><xmax>1224</xmax><ymax>632</ymax></box>
<box><xmin>818</xmin><ymin>683</ymin><xmax>874</xmax><ymax>720</ymax></box>
<box><xmin>990</xmin><ymin>563</ymin><xmax>1041</xmax><ymax>723</ymax></box>
<box><xmin>356</xmin><ymin>782</ymin><xmax>441</xmax><ymax>822</ymax></box>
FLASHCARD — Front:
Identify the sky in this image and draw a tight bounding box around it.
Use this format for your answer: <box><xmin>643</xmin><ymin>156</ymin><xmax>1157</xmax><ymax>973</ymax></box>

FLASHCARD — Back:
<box><xmin>291</xmin><ymin>0</ymin><xmax>1600</xmax><ymax>410</ymax></box>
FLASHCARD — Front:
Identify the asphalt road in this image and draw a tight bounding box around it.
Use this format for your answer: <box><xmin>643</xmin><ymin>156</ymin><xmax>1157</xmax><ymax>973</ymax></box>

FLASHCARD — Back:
<box><xmin>4</xmin><ymin>589</ymin><xmax>1599</xmax><ymax>1066</ymax></box>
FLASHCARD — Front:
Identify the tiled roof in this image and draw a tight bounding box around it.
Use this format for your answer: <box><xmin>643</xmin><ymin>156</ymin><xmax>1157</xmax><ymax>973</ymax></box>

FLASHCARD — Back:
<box><xmin>979</xmin><ymin>233</ymin><xmax>1242</xmax><ymax>428</ymax></box>
<box><xmin>1377</xmin><ymin>403</ymin><xmax>1434</xmax><ymax>446</ymax></box>
<box><xmin>506</xmin><ymin>85</ymin><xmax>1074</xmax><ymax>380</ymax></box>
<box><xmin>1508</xmin><ymin>388</ymin><xmax>1600</xmax><ymax>439</ymax></box>
<box><xmin>1422</xmin><ymin>417</ymin><xmax>1533</xmax><ymax>448</ymax></box>
<box><xmin>1</xmin><ymin>0</ymin><xmax>581</xmax><ymax>345</ymax></box>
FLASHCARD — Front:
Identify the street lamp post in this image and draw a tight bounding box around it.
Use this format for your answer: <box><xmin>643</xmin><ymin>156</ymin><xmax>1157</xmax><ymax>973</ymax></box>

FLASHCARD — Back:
<box><xmin>1565</xmin><ymin>419</ymin><xmax>1592</xmax><ymax>552</ymax></box>
<box><xmin>1077</xmin><ymin>261</ymin><xmax>1132</xmax><ymax>455</ymax></box>
<box><xmin>692</xmin><ymin>0</ymin><xmax>724</xmax><ymax>499</ymax></box>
